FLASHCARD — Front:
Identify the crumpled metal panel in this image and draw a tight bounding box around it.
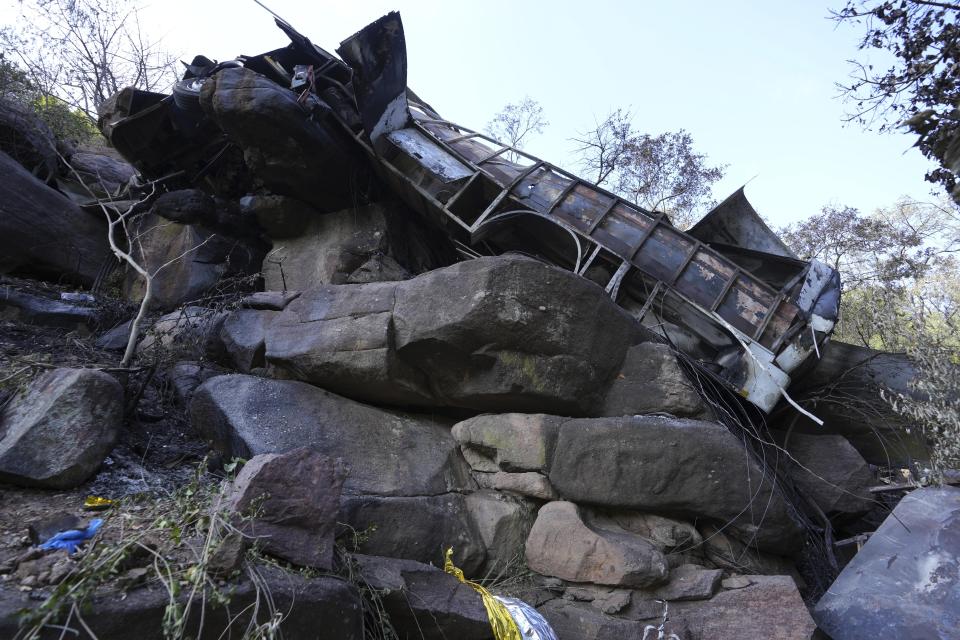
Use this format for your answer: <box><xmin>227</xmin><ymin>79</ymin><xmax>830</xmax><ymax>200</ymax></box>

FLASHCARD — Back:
<box><xmin>814</xmin><ymin>486</ymin><xmax>960</xmax><ymax>639</ymax></box>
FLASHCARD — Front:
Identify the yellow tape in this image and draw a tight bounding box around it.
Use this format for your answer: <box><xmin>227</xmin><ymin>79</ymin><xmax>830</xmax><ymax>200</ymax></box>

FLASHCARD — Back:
<box><xmin>444</xmin><ymin>548</ymin><xmax>522</xmax><ymax>640</ymax></box>
<box><xmin>83</xmin><ymin>496</ymin><xmax>114</xmax><ymax>510</ymax></box>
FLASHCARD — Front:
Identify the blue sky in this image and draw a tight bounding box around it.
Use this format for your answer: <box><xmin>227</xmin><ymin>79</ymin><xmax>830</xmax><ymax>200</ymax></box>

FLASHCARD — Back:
<box><xmin>5</xmin><ymin>0</ymin><xmax>941</xmax><ymax>226</ymax></box>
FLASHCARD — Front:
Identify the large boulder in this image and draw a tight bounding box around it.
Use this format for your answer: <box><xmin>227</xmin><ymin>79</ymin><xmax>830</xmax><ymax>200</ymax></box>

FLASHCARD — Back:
<box><xmin>340</xmin><ymin>494</ymin><xmax>486</xmax><ymax>574</ymax></box>
<box><xmin>789</xmin><ymin>340</ymin><xmax>927</xmax><ymax>465</ymax></box>
<box><xmin>525</xmin><ymin>501</ymin><xmax>669</xmax><ymax>588</ymax></box>
<box><xmin>0</xmin><ymin>284</ymin><xmax>101</xmax><ymax>333</ymax></box>
<box><xmin>0</xmin><ymin>368</ymin><xmax>122</xmax><ymax>488</ymax></box>
<box><xmin>265</xmin><ymin>281</ymin><xmax>435</xmax><ymax>406</ymax></box>
<box><xmin>190</xmin><ymin>374</ymin><xmax>473</xmax><ymax>497</ymax></box>
<box><xmin>669</xmin><ymin>575</ymin><xmax>817</xmax><ymax>640</ymax></box>
<box><xmin>68</xmin><ymin>150</ymin><xmax>136</xmax><ymax>196</ymax></box>
<box><xmin>548</xmin><ymin>416</ymin><xmax>802</xmax><ymax>553</ymax></box>
<box><xmin>219</xmin><ymin>308</ymin><xmax>278</xmax><ymax>372</ymax></box>
<box><xmin>135</xmin><ymin>306</ymin><xmax>227</xmax><ymax>362</ymax></box>
<box><xmin>261</xmin><ymin>201</ymin><xmax>448</xmax><ymax>290</ymax></box>
<box><xmin>599</xmin><ymin>342</ymin><xmax>709</xmax><ymax>419</ymax></box>
<box><xmin>814</xmin><ymin>486</ymin><xmax>960</xmax><ymax>640</ymax></box>
<box><xmin>780</xmin><ymin>432</ymin><xmax>874</xmax><ymax>516</ymax></box>
<box><xmin>542</xmin><ymin>574</ymin><xmax>815</xmax><ymax>640</ymax></box>
<box><xmin>351</xmin><ymin>554</ymin><xmax>492</xmax><ymax>640</ymax></box>
<box><xmin>0</xmin><ymin>98</ymin><xmax>57</xmax><ymax>181</ymax></box>
<box><xmin>199</xmin><ymin>67</ymin><xmax>367</xmax><ymax>212</ymax></box>
<box><xmin>0</xmin><ymin>150</ymin><xmax>108</xmax><ymax>285</ymax></box>
<box><xmin>265</xmin><ymin>256</ymin><xmax>640</xmax><ymax>414</ymax></box>
<box><xmin>226</xmin><ymin>448</ymin><xmax>344</xmax><ymax>569</ymax></box>
<box><xmin>453</xmin><ymin>413</ymin><xmax>564</xmax><ymax>473</ymax></box>
<box><xmin>464</xmin><ymin>490</ymin><xmax>537</xmax><ymax>573</ymax></box>
<box><xmin>124</xmin><ymin>212</ymin><xmax>262</xmax><ymax>311</ymax></box>
<box><xmin>538</xmin><ymin>599</ymin><xmax>684</xmax><ymax>640</ymax></box>
<box><xmin>391</xmin><ymin>257</ymin><xmax>638</xmax><ymax>414</ymax></box>
<box><xmin>0</xmin><ymin>566</ymin><xmax>363</xmax><ymax>639</ymax></box>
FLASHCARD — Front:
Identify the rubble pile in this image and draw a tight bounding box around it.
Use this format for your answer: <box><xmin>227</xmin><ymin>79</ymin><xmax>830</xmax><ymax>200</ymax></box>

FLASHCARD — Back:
<box><xmin>0</xmin><ymin>11</ymin><xmax>952</xmax><ymax>640</ymax></box>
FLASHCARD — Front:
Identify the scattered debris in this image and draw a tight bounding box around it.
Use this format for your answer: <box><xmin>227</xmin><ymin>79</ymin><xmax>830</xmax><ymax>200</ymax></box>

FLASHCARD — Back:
<box><xmin>38</xmin><ymin>518</ymin><xmax>102</xmax><ymax>553</ymax></box>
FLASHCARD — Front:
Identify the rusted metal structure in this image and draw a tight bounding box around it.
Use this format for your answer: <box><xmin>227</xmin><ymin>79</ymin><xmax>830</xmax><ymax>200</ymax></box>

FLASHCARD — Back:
<box><xmin>98</xmin><ymin>12</ymin><xmax>841</xmax><ymax>415</ymax></box>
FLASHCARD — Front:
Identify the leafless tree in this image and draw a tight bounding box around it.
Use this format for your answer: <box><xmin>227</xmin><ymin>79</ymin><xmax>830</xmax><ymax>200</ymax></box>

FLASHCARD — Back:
<box><xmin>1</xmin><ymin>0</ymin><xmax>178</xmax><ymax>121</ymax></box>
<box><xmin>486</xmin><ymin>96</ymin><xmax>548</xmax><ymax>161</ymax></box>
<box><xmin>572</xmin><ymin>109</ymin><xmax>726</xmax><ymax>228</ymax></box>
<box><xmin>570</xmin><ymin>108</ymin><xmax>633</xmax><ymax>186</ymax></box>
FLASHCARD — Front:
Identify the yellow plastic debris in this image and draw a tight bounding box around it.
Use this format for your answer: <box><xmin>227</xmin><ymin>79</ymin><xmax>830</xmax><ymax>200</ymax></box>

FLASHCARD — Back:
<box><xmin>444</xmin><ymin>547</ymin><xmax>522</xmax><ymax>640</ymax></box>
<box><xmin>83</xmin><ymin>496</ymin><xmax>114</xmax><ymax>511</ymax></box>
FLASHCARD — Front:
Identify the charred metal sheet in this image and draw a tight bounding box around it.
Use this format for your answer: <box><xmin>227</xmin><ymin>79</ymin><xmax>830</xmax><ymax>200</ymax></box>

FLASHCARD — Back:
<box><xmin>689</xmin><ymin>187</ymin><xmax>797</xmax><ymax>259</ymax></box>
<box><xmin>96</xmin><ymin>12</ymin><xmax>842</xmax><ymax>415</ymax></box>
<box><xmin>337</xmin><ymin>12</ymin><xmax>410</xmax><ymax>145</ymax></box>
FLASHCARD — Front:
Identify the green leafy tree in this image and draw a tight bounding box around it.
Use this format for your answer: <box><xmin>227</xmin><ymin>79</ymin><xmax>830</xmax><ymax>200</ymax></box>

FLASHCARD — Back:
<box><xmin>833</xmin><ymin>1</ymin><xmax>960</xmax><ymax>198</ymax></box>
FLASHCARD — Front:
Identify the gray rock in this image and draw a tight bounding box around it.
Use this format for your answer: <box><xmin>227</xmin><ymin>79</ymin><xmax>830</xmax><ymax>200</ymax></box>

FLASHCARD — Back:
<box><xmin>0</xmin><ymin>368</ymin><xmax>122</xmax><ymax>488</ymax></box>
<box><xmin>474</xmin><ymin>471</ymin><xmax>558</xmax><ymax>500</ymax></box>
<box><xmin>166</xmin><ymin>361</ymin><xmax>217</xmax><ymax>407</ymax></box>
<box><xmin>261</xmin><ymin>202</ymin><xmax>411</xmax><ymax>290</ymax></box>
<box><xmin>790</xmin><ymin>340</ymin><xmax>927</xmax><ymax>465</ymax></box>
<box><xmin>785</xmin><ymin>433</ymin><xmax>876</xmax><ymax>514</ymax></box>
<box><xmin>123</xmin><ymin>212</ymin><xmax>261</xmax><ymax>311</ymax></box>
<box><xmin>265</xmin><ymin>282</ymin><xmax>435</xmax><ymax>406</ymax></box>
<box><xmin>525</xmin><ymin>501</ymin><xmax>669</xmax><ymax>588</ymax></box>
<box><xmin>227</xmin><ymin>448</ymin><xmax>344</xmax><ymax>569</ymax></box>
<box><xmin>351</xmin><ymin>554</ymin><xmax>491</xmax><ymax>640</ymax></box>
<box><xmin>219</xmin><ymin>308</ymin><xmax>278</xmax><ymax>372</ymax></box>
<box><xmin>780</xmin><ymin>433</ymin><xmax>874</xmax><ymax>515</ymax></box>
<box><xmin>0</xmin><ymin>566</ymin><xmax>362</xmax><ymax>639</ymax></box>
<box><xmin>190</xmin><ymin>374</ymin><xmax>473</xmax><ymax>497</ymax></box>
<box><xmin>562</xmin><ymin>584</ymin><xmax>633</xmax><ymax>614</ymax></box>
<box><xmin>264</xmin><ymin>256</ymin><xmax>639</xmax><ymax>414</ymax></box>
<box><xmin>670</xmin><ymin>575</ymin><xmax>816</xmax><ymax>640</ymax></box>
<box><xmin>538</xmin><ymin>599</ymin><xmax>689</xmax><ymax>640</ymax></box>
<box><xmin>241</xmin><ymin>194</ymin><xmax>317</xmax><ymax>238</ymax></box>
<box><xmin>453</xmin><ymin>413</ymin><xmax>564</xmax><ymax>473</ymax></box>
<box><xmin>0</xmin><ymin>286</ymin><xmax>101</xmax><ymax>333</ymax></box>
<box><xmin>634</xmin><ymin>564</ymin><xmax>722</xmax><ymax>602</ymax></box>
<box><xmin>69</xmin><ymin>151</ymin><xmax>136</xmax><ymax>196</ymax></box>
<box><xmin>697</xmin><ymin>523</ymin><xmax>798</xmax><ymax>576</ymax></box>
<box><xmin>200</xmin><ymin>67</ymin><xmax>366</xmax><ymax>212</ymax></box>
<box><xmin>464</xmin><ymin>490</ymin><xmax>537</xmax><ymax>573</ymax></box>
<box><xmin>0</xmin><ymin>98</ymin><xmax>57</xmax><ymax>180</ymax></box>
<box><xmin>814</xmin><ymin>486</ymin><xmax>960</xmax><ymax>640</ymax></box>
<box><xmin>340</xmin><ymin>493</ymin><xmax>486</xmax><ymax>575</ymax></box>
<box><xmin>600</xmin><ymin>342</ymin><xmax>709</xmax><ymax>419</ymax></box>
<box><xmin>721</xmin><ymin>576</ymin><xmax>753</xmax><ymax>589</ymax></box>
<box><xmin>240</xmin><ymin>290</ymin><xmax>301</xmax><ymax>310</ymax></box>
<box><xmin>136</xmin><ymin>306</ymin><xmax>227</xmax><ymax>362</ymax></box>
<box><xmin>592</xmin><ymin>512</ymin><xmax>703</xmax><ymax>555</ymax></box>
<box><xmin>96</xmin><ymin>320</ymin><xmax>132</xmax><ymax>350</ymax></box>
<box><xmin>0</xmin><ymin>150</ymin><xmax>109</xmax><ymax>286</ymax></box>
<box><xmin>549</xmin><ymin>416</ymin><xmax>802</xmax><ymax>553</ymax></box>
<box><xmin>392</xmin><ymin>256</ymin><xmax>638</xmax><ymax>415</ymax></box>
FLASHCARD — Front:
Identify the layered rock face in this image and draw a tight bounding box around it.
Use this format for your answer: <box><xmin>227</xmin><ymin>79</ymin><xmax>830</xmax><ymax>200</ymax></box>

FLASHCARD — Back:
<box><xmin>0</xmin><ymin>49</ymin><xmax>903</xmax><ymax>640</ymax></box>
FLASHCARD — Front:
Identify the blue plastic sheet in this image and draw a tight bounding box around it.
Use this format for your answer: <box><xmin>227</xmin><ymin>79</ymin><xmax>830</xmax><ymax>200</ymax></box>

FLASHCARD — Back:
<box><xmin>39</xmin><ymin>518</ymin><xmax>103</xmax><ymax>553</ymax></box>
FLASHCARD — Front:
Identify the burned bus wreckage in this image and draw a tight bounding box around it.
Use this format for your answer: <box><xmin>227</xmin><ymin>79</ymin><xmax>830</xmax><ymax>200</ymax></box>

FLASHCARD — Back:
<box><xmin>97</xmin><ymin>12</ymin><xmax>841</xmax><ymax>416</ymax></box>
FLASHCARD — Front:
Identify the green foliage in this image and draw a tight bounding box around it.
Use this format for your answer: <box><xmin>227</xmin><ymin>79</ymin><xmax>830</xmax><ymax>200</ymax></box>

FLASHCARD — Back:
<box><xmin>15</xmin><ymin>464</ymin><xmax>283</xmax><ymax>640</ymax></box>
<box><xmin>32</xmin><ymin>95</ymin><xmax>99</xmax><ymax>143</ymax></box>
<box><xmin>781</xmin><ymin>196</ymin><xmax>960</xmax><ymax>349</ymax></box>
<box><xmin>833</xmin><ymin>1</ymin><xmax>960</xmax><ymax>198</ymax></box>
